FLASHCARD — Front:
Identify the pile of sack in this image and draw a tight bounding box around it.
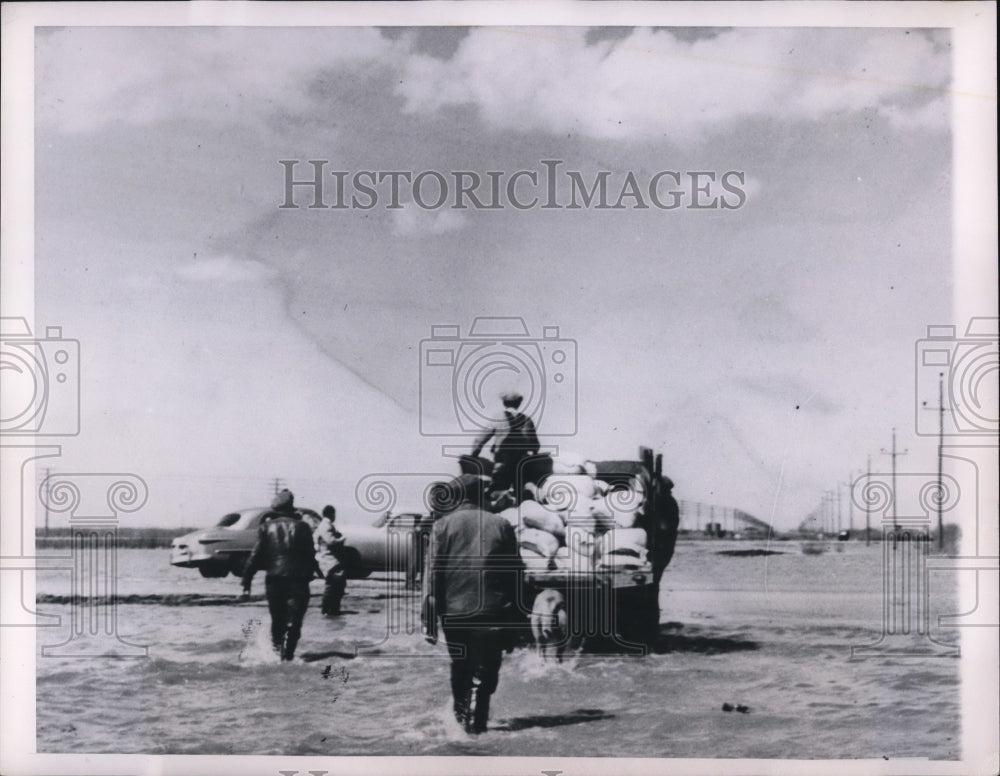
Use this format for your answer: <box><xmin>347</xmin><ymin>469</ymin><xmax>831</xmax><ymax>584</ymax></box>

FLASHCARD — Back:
<box><xmin>499</xmin><ymin>454</ymin><xmax>650</xmax><ymax>572</ymax></box>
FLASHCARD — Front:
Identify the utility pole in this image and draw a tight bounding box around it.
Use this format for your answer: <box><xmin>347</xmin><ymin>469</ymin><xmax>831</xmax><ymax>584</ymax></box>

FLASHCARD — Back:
<box><xmin>881</xmin><ymin>428</ymin><xmax>908</xmax><ymax>532</ymax></box>
<box><xmin>865</xmin><ymin>455</ymin><xmax>872</xmax><ymax>546</ymax></box>
<box><xmin>848</xmin><ymin>470</ymin><xmax>855</xmax><ymax>533</ymax></box>
<box><xmin>44</xmin><ymin>467</ymin><xmax>51</xmax><ymax>536</ymax></box>
<box><xmin>837</xmin><ymin>484</ymin><xmax>843</xmax><ymax>534</ymax></box>
<box><xmin>270</xmin><ymin>477</ymin><xmax>286</xmax><ymax>497</ymax></box>
<box><xmin>922</xmin><ymin>372</ymin><xmax>946</xmax><ymax>550</ymax></box>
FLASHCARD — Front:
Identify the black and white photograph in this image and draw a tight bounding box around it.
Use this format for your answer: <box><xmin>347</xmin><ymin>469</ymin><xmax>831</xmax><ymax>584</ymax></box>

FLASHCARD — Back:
<box><xmin>0</xmin><ymin>2</ymin><xmax>997</xmax><ymax>774</ymax></box>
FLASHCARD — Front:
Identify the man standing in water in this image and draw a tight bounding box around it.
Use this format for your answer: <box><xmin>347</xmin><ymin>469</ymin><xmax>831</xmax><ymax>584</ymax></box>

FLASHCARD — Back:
<box><xmin>241</xmin><ymin>489</ymin><xmax>322</xmax><ymax>661</ymax></box>
<box><xmin>422</xmin><ymin>474</ymin><xmax>524</xmax><ymax>734</ymax></box>
<box><xmin>315</xmin><ymin>504</ymin><xmax>347</xmax><ymax>616</ymax></box>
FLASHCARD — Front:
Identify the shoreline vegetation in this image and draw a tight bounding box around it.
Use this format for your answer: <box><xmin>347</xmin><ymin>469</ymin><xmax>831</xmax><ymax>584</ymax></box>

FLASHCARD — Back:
<box><xmin>35</xmin><ymin>527</ymin><xmax>197</xmax><ymax>549</ymax></box>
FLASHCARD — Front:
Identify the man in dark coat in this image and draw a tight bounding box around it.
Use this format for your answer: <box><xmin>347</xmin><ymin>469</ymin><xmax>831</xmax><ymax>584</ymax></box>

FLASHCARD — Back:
<box><xmin>241</xmin><ymin>489</ymin><xmax>322</xmax><ymax>661</ymax></box>
<box><xmin>650</xmin><ymin>476</ymin><xmax>680</xmax><ymax>586</ymax></box>
<box><xmin>421</xmin><ymin>474</ymin><xmax>524</xmax><ymax>733</ymax></box>
<box><xmin>470</xmin><ymin>391</ymin><xmax>540</xmax><ymax>495</ymax></box>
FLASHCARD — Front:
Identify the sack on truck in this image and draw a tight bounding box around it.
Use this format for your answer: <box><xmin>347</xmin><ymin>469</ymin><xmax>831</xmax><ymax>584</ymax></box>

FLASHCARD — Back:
<box><xmin>518</xmin><ymin>527</ymin><xmax>561</xmax><ymax>559</ymax></box>
<box><xmin>539</xmin><ymin>474</ymin><xmax>601</xmax><ymax>507</ymax></box>
<box><xmin>521</xmin><ymin>511</ymin><xmax>566</xmax><ymax>543</ymax></box>
<box><xmin>599</xmin><ymin>527</ymin><xmax>647</xmax><ymax>556</ymax></box>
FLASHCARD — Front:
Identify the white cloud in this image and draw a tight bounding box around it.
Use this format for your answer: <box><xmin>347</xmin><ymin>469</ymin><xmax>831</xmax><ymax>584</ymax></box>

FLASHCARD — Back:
<box><xmin>396</xmin><ymin>27</ymin><xmax>950</xmax><ymax>140</ymax></box>
<box><xmin>36</xmin><ymin>26</ymin><xmax>949</xmax><ymax>140</ymax></box>
<box><xmin>36</xmin><ymin>27</ymin><xmax>398</xmax><ymax>133</ymax></box>
<box><xmin>175</xmin><ymin>254</ymin><xmax>276</xmax><ymax>284</ymax></box>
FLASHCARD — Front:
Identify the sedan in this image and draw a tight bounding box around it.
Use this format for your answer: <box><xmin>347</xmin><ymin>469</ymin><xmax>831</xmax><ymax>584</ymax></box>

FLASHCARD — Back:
<box><xmin>169</xmin><ymin>508</ymin><xmax>423</xmax><ymax>580</ymax></box>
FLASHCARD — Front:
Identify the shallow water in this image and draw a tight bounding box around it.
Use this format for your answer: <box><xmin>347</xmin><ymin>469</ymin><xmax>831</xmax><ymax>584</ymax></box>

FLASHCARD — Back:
<box><xmin>34</xmin><ymin>540</ymin><xmax>962</xmax><ymax>758</ymax></box>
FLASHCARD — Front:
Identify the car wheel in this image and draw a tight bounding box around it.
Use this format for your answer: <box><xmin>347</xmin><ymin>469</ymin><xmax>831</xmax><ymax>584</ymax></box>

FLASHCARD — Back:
<box><xmin>198</xmin><ymin>563</ymin><xmax>229</xmax><ymax>579</ymax></box>
<box><xmin>337</xmin><ymin>548</ymin><xmax>371</xmax><ymax>580</ymax></box>
<box><xmin>228</xmin><ymin>556</ymin><xmax>248</xmax><ymax>577</ymax></box>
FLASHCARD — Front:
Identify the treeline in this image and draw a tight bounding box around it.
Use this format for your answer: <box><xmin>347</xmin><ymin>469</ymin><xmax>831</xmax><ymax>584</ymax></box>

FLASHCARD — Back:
<box><xmin>35</xmin><ymin>527</ymin><xmax>195</xmax><ymax>549</ymax></box>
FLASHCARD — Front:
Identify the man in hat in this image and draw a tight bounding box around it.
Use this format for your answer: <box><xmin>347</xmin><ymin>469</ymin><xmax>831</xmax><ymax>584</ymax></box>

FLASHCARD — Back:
<box><xmin>241</xmin><ymin>489</ymin><xmax>322</xmax><ymax>661</ymax></box>
<box><xmin>421</xmin><ymin>474</ymin><xmax>524</xmax><ymax>734</ymax></box>
<box><xmin>315</xmin><ymin>504</ymin><xmax>348</xmax><ymax>616</ymax></box>
<box><xmin>470</xmin><ymin>391</ymin><xmax>540</xmax><ymax>496</ymax></box>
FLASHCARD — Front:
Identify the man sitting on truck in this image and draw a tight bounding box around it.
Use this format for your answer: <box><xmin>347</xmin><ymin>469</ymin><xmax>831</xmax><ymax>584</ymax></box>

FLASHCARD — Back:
<box><xmin>470</xmin><ymin>391</ymin><xmax>540</xmax><ymax>499</ymax></box>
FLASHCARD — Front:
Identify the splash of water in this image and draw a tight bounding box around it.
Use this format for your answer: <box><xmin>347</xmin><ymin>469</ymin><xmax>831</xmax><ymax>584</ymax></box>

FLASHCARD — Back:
<box><xmin>238</xmin><ymin>617</ymin><xmax>281</xmax><ymax>665</ymax></box>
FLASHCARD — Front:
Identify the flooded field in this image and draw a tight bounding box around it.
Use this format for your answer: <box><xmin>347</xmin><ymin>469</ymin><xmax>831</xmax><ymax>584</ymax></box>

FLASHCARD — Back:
<box><xmin>34</xmin><ymin>540</ymin><xmax>962</xmax><ymax>759</ymax></box>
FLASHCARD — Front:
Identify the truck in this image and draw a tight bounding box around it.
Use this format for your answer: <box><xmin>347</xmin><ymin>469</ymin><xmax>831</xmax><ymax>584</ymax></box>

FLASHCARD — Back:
<box><xmin>433</xmin><ymin>445</ymin><xmax>679</xmax><ymax>652</ymax></box>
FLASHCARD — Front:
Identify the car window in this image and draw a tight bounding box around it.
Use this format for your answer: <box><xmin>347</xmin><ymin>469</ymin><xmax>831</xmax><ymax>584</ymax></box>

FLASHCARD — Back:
<box><xmin>216</xmin><ymin>509</ymin><xmax>266</xmax><ymax>531</ymax></box>
<box><xmin>385</xmin><ymin>513</ymin><xmax>421</xmax><ymax>529</ymax></box>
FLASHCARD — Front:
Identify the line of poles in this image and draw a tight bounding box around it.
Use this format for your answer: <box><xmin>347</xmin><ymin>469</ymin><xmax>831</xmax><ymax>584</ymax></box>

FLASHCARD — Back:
<box><xmin>805</xmin><ymin>372</ymin><xmax>948</xmax><ymax>548</ymax></box>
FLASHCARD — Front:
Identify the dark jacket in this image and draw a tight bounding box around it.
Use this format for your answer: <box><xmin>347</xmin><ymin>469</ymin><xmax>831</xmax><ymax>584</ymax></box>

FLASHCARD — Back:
<box><xmin>241</xmin><ymin>511</ymin><xmax>321</xmax><ymax>585</ymax></box>
<box><xmin>471</xmin><ymin>411</ymin><xmax>539</xmax><ymax>462</ymax></box>
<box><xmin>428</xmin><ymin>503</ymin><xmax>522</xmax><ymax>623</ymax></box>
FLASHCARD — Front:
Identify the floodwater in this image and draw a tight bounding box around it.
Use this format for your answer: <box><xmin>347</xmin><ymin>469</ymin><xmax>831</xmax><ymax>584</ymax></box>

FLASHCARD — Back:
<box><xmin>34</xmin><ymin>540</ymin><xmax>962</xmax><ymax>758</ymax></box>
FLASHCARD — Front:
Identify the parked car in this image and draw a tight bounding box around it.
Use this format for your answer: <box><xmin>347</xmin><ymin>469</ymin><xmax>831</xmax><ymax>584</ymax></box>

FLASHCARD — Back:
<box><xmin>169</xmin><ymin>507</ymin><xmax>422</xmax><ymax>579</ymax></box>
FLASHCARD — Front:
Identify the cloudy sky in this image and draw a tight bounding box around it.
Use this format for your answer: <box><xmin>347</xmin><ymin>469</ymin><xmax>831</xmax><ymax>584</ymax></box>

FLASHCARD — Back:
<box><xmin>19</xmin><ymin>17</ymin><xmax>988</xmax><ymax>529</ymax></box>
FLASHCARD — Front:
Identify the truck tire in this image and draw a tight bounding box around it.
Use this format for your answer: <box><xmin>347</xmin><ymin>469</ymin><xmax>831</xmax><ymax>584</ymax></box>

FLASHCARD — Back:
<box><xmin>614</xmin><ymin>585</ymin><xmax>659</xmax><ymax>649</ymax></box>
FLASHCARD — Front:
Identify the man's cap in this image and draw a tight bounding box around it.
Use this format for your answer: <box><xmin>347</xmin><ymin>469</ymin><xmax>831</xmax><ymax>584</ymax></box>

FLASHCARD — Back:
<box><xmin>501</xmin><ymin>391</ymin><xmax>523</xmax><ymax>408</ymax></box>
<box><xmin>271</xmin><ymin>488</ymin><xmax>295</xmax><ymax>511</ymax></box>
<box><xmin>449</xmin><ymin>473</ymin><xmax>488</xmax><ymax>506</ymax></box>
<box><xmin>322</xmin><ymin>504</ymin><xmax>337</xmax><ymax>519</ymax></box>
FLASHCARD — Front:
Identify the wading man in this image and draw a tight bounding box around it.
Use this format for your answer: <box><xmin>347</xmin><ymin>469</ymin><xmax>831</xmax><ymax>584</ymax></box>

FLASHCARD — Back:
<box><xmin>242</xmin><ymin>489</ymin><xmax>322</xmax><ymax>661</ymax></box>
<box><xmin>422</xmin><ymin>474</ymin><xmax>524</xmax><ymax>733</ymax></box>
<box><xmin>315</xmin><ymin>504</ymin><xmax>347</xmax><ymax>616</ymax></box>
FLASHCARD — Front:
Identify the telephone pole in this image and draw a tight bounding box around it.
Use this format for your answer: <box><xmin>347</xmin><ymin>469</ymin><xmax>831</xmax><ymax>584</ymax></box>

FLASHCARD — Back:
<box><xmin>922</xmin><ymin>372</ymin><xmax>946</xmax><ymax>549</ymax></box>
<box><xmin>270</xmin><ymin>477</ymin><xmax>286</xmax><ymax>497</ymax></box>
<box><xmin>865</xmin><ymin>455</ymin><xmax>872</xmax><ymax>546</ymax></box>
<box><xmin>44</xmin><ymin>467</ymin><xmax>51</xmax><ymax>536</ymax></box>
<box><xmin>847</xmin><ymin>470</ymin><xmax>855</xmax><ymax>533</ymax></box>
<box><xmin>881</xmin><ymin>428</ymin><xmax>908</xmax><ymax>532</ymax></box>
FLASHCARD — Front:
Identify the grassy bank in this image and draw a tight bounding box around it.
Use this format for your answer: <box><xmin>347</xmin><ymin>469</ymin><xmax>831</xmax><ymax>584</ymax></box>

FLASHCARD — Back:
<box><xmin>35</xmin><ymin>527</ymin><xmax>196</xmax><ymax>550</ymax></box>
